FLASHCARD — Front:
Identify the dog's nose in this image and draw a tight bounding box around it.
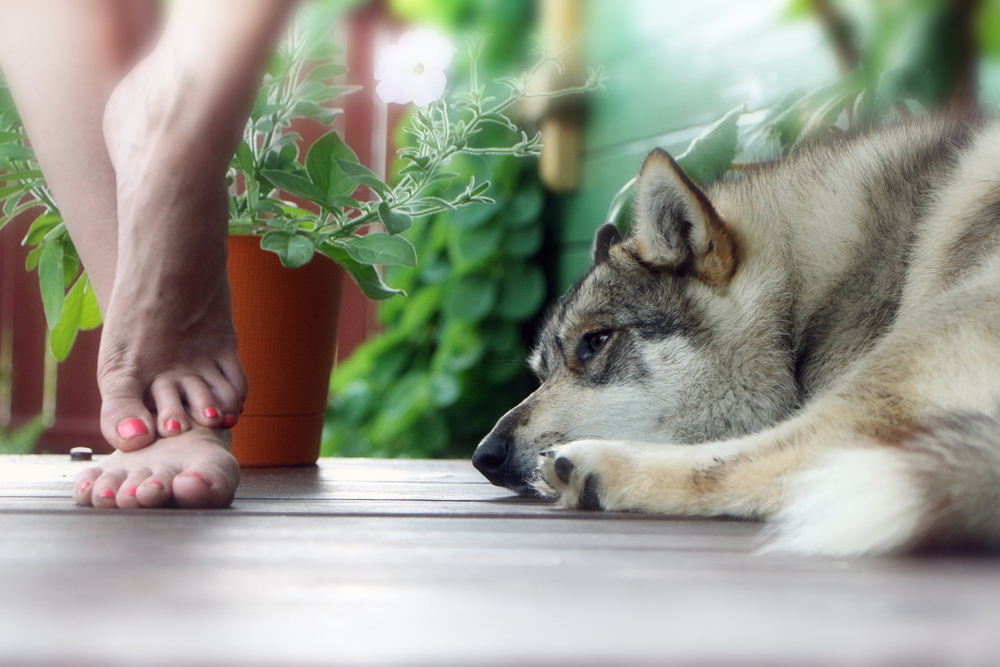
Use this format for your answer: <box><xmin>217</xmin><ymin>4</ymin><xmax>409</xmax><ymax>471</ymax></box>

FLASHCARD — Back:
<box><xmin>472</xmin><ymin>433</ymin><xmax>511</xmax><ymax>486</ymax></box>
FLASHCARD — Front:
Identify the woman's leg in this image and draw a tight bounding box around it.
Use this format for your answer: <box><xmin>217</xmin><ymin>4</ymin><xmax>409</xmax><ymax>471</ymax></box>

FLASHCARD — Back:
<box><xmin>0</xmin><ymin>0</ymin><xmax>293</xmax><ymax>508</ymax></box>
<box><xmin>98</xmin><ymin>0</ymin><xmax>295</xmax><ymax>449</ymax></box>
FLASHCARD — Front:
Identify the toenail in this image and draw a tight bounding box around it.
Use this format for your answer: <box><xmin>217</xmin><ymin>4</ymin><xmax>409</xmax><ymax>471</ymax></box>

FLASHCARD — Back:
<box><xmin>203</xmin><ymin>407</ymin><xmax>219</xmax><ymax>419</ymax></box>
<box><xmin>222</xmin><ymin>415</ymin><xmax>237</xmax><ymax>428</ymax></box>
<box><xmin>125</xmin><ymin>488</ymin><xmax>137</xmax><ymax>497</ymax></box>
<box><xmin>98</xmin><ymin>489</ymin><xmax>114</xmax><ymax>499</ymax></box>
<box><xmin>165</xmin><ymin>420</ymin><xmax>181</xmax><ymax>432</ymax></box>
<box><xmin>79</xmin><ymin>481</ymin><xmax>91</xmax><ymax>493</ymax></box>
<box><xmin>146</xmin><ymin>480</ymin><xmax>165</xmax><ymax>491</ymax></box>
<box><xmin>180</xmin><ymin>471</ymin><xmax>212</xmax><ymax>487</ymax></box>
<box><xmin>117</xmin><ymin>418</ymin><xmax>149</xmax><ymax>440</ymax></box>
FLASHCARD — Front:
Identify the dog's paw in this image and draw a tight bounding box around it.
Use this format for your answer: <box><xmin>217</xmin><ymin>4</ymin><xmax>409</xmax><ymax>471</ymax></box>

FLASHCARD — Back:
<box><xmin>533</xmin><ymin>440</ymin><xmax>626</xmax><ymax>510</ymax></box>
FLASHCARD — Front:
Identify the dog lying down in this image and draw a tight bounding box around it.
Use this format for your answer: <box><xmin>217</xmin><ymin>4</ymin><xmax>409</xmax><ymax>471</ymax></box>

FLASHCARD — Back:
<box><xmin>473</xmin><ymin>114</ymin><xmax>1000</xmax><ymax>557</ymax></box>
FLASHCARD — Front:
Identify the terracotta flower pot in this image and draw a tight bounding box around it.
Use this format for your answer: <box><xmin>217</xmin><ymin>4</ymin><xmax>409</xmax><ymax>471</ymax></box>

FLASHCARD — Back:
<box><xmin>226</xmin><ymin>235</ymin><xmax>344</xmax><ymax>467</ymax></box>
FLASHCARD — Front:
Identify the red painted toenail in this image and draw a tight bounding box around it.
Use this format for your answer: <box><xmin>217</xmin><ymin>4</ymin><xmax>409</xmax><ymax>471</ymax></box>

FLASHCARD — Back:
<box><xmin>222</xmin><ymin>415</ymin><xmax>237</xmax><ymax>428</ymax></box>
<box><xmin>98</xmin><ymin>489</ymin><xmax>114</xmax><ymax>499</ymax></box>
<box><xmin>203</xmin><ymin>407</ymin><xmax>219</xmax><ymax>419</ymax></box>
<box><xmin>79</xmin><ymin>481</ymin><xmax>90</xmax><ymax>493</ymax></box>
<box><xmin>146</xmin><ymin>480</ymin><xmax>165</xmax><ymax>491</ymax></box>
<box><xmin>180</xmin><ymin>471</ymin><xmax>212</xmax><ymax>487</ymax></box>
<box><xmin>165</xmin><ymin>420</ymin><xmax>181</xmax><ymax>432</ymax></box>
<box><xmin>125</xmin><ymin>487</ymin><xmax>137</xmax><ymax>497</ymax></box>
<box><xmin>117</xmin><ymin>418</ymin><xmax>148</xmax><ymax>440</ymax></box>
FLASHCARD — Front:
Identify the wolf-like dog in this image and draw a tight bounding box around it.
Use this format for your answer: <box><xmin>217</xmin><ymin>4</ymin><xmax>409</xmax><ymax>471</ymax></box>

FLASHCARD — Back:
<box><xmin>472</xmin><ymin>114</ymin><xmax>1000</xmax><ymax>556</ymax></box>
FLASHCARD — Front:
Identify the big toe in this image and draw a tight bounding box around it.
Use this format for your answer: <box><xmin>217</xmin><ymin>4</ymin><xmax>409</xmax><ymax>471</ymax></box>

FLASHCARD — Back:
<box><xmin>173</xmin><ymin>463</ymin><xmax>239</xmax><ymax>509</ymax></box>
<box><xmin>100</xmin><ymin>377</ymin><xmax>156</xmax><ymax>451</ymax></box>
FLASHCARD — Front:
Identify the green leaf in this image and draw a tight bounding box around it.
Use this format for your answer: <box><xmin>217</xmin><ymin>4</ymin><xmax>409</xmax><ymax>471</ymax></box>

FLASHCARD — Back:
<box><xmin>0</xmin><ymin>144</ymin><xmax>34</xmax><ymax>162</ymax></box>
<box><xmin>448</xmin><ymin>199</ymin><xmax>500</xmax><ymax>230</ymax></box>
<box><xmin>235</xmin><ymin>141</ymin><xmax>255</xmax><ymax>176</ymax></box>
<box><xmin>49</xmin><ymin>273</ymin><xmax>85</xmax><ymax>361</ymax></box>
<box><xmin>429</xmin><ymin>373</ymin><xmax>461</xmax><ymax>408</ymax></box>
<box><xmin>260</xmin><ymin>230</ymin><xmax>316</xmax><ymax>268</ymax></box>
<box><xmin>506</xmin><ymin>184</ymin><xmax>543</xmax><ymax>227</ymax></box>
<box><xmin>305</xmin><ymin>62</ymin><xmax>348</xmax><ymax>82</ymax></box>
<box><xmin>330</xmin><ymin>195</ymin><xmax>362</xmax><ymax>210</ymax></box>
<box><xmin>291</xmin><ymin>100</ymin><xmax>343</xmax><ymax>125</ymax></box>
<box><xmin>319</xmin><ymin>242</ymin><xmax>405</xmax><ymax>300</ymax></box>
<box><xmin>23</xmin><ymin>244</ymin><xmax>42</xmax><ymax>271</ymax></box>
<box><xmin>21</xmin><ymin>213</ymin><xmax>60</xmax><ymax>246</ymax></box>
<box><xmin>452</xmin><ymin>221</ymin><xmax>503</xmax><ymax>265</ymax></box>
<box><xmin>305</xmin><ymin>131</ymin><xmax>359</xmax><ymax>199</ymax></box>
<box><xmin>495</xmin><ymin>263</ymin><xmax>545</xmax><ymax>321</ymax></box>
<box><xmin>334</xmin><ymin>157</ymin><xmax>391</xmax><ymax>197</ymax></box>
<box><xmin>62</xmin><ymin>251</ymin><xmax>80</xmax><ymax>286</ymax></box>
<box><xmin>78</xmin><ymin>278</ymin><xmax>102</xmax><ymax>330</ymax></box>
<box><xmin>0</xmin><ymin>168</ymin><xmax>42</xmax><ymax>182</ymax></box>
<box><xmin>676</xmin><ymin>106</ymin><xmax>744</xmax><ymax>185</ymax></box>
<box><xmin>261</xmin><ymin>169</ymin><xmax>328</xmax><ymax>206</ymax></box>
<box><xmin>0</xmin><ymin>131</ymin><xmax>25</xmax><ymax>144</ymax></box>
<box><xmin>343</xmin><ymin>233</ymin><xmax>417</xmax><ymax>267</ymax></box>
<box><xmin>38</xmin><ymin>240</ymin><xmax>65</xmax><ymax>329</ymax></box>
<box><xmin>377</xmin><ymin>202</ymin><xmax>412</xmax><ymax>234</ymax></box>
<box><xmin>502</xmin><ymin>223</ymin><xmax>544</xmax><ymax>260</ymax></box>
<box><xmin>325</xmin><ymin>85</ymin><xmax>363</xmax><ymax>99</ymax></box>
<box><xmin>250</xmin><ymin>84</ymin><xmax>276</xmax><ymax>118</ymax></box>
<box><xmin>442</xmin><ymin>274</ymin><xmax>498</xmax><ymax>321</ymax></box>
<box><xmin>0</xmin><ymin>414</ymin><xmax>45</xmax><ymax>455</ymax></box>
<box><xmin>0</xmin><ymin>184</ymin><xmax>26</xmax><ymax>200</ymax></box>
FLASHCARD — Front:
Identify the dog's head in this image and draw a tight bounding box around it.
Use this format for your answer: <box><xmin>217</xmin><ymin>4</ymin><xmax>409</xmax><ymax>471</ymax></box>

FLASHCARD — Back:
<box><xmin>473</xmin><ymin>149</ymin><xmax>798</xmax><ymax>494</ymax></box>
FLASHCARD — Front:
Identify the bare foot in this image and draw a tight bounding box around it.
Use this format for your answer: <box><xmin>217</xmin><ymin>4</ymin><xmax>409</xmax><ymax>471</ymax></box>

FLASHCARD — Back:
<box><xmin>97</xmin><ymin>43</ymin><xmax>248</xmax><ymax>450</ymax></box>
<box><xmin>74</xmin><ymin>426</ymin><xmax>240</xmax><ymax>509</ymax></box>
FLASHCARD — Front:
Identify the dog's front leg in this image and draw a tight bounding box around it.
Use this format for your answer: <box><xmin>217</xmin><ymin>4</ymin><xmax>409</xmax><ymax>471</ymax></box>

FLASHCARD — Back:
<box><xmin>534</xmin><ymin>419</ymin><xmax>819</xmax><ymax>519</ymax></box>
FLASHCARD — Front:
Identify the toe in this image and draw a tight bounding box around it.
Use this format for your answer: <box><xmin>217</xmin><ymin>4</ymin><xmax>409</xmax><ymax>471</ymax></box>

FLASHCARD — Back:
<box><xmin>150</xmin><ymin>377</ymin><xmax>189</xmax><ymax>437</ymax></box>
<box><xmin>135</xmin><ymin>469</ymin><xmax>174</xmax><ymax>508</ymax></box>
<box><xmin>74</xmin><ymin>468</ymin><xmax>102</xmax><ymax>507</ymax></box>
<box><xmin>202</xmin><ymin>367</ymin><xmax>242</xmax><ymax>428</ymax></box>
<box><xmin>115</xmin><ymin>468</ymin><xmax>153</xmax><ymax>509</ymax></box>
<box><xmin>181</xmin><ymin>377</ymin><xmax>223</xmax><ymax>428</ymax></box>
<box><xmin>91</xmin><ymin>470</ymin><xmax>128</xmax><ymax>509</ymax></box>
<box><xmin>173</xmin><ymin>467</ymin><xmax>237</xmax><ymax>509</ymax></box>
<box><xmin>99</xmin><ymin>374</ymin><xmax>156</xmax><ymax>452</ymax></box>
<box><xmin>217</xmin><ymin>357</ymin><xmax>249</xmax><ymax>407</ymax></box>
<box><xmin>579</xmin><ymin>475</ymin><xmax>604</xmax><ymax>511</ymax></box>
<box><xmin>554</xmin><ymin>456</ymin><xmax>576</xmax><ymax>485</ymax></box>
<box><xmin>173</xmin><ymin>436</ymin><xmax>239</xmax><ymax>509</ymax></box>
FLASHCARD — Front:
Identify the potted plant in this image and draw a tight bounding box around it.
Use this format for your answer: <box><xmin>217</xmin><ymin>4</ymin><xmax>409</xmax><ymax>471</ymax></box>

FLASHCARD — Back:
<box><xmin>0</xmin><ymin>11</ymin><xmax>604</xmax><ymax>466</ymax></box>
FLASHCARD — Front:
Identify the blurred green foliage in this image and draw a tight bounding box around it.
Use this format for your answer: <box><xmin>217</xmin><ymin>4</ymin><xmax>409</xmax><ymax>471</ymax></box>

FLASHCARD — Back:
<box><xmin>610</xmin><ymin>0</ymin><xmax>993</xmax><ymax>233</ymax></box>
<box><xmin>0</xmin><ymin>416</ymin><xmax>45</xmax><ymax>455</ymax></box>
<box><xmin>752</xmin><ymin>0</ymin><xmax>986</xmax><ymax>152</ymax></box>
<box><xmin>323</xmin><ymin>0</ymin><xmax>548</xmax><ymax>458</ymax></box>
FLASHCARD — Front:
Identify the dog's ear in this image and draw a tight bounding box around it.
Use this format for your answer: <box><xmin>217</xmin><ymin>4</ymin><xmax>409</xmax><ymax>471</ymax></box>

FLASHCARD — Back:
<box><xmin>633</xmin><ymin>148</ymin><xmax>738</xmax><ymax>285</ymax></box>
<box><xmin>592</xmin><ymin>223</ymin><xmax>624</xmax><ymax>265</ymax></box>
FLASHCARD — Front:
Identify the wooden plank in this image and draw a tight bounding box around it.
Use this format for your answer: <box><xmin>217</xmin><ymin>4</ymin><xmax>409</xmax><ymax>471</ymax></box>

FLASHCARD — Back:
<box><xmin>0</xmin><ymin>455</ymin><xmax>492</xmax><ymax>495</ymax></box>
<box><xmin>3</xmin><ymin>455</ymin><xmax>1000</xmax><ymax>666</ymax></box>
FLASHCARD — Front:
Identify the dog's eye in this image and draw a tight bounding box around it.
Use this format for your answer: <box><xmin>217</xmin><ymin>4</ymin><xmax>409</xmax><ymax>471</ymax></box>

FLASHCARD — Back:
<box><xmin>577</xmin><ymin>330</ymin><xmax>612</xmax><ymax>362</ymax></box>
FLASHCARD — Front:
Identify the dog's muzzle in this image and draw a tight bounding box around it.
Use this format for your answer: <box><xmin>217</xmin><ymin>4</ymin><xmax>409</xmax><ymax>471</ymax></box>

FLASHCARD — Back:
<box><xmin>472</xmin><ymin>431</ymin><xmax>513</xmax><ymax>487</ymax></box>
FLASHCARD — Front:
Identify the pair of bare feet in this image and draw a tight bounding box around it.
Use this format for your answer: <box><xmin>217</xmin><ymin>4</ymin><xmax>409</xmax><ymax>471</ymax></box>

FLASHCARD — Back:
<box><xmin>0</xmin><ymin>1</ymin><xmax>296</xmax><ymax>509</ymax></box>
<box><xmin>74</xmin><ymin>37</ymin><xmax>253</xmax><ymax>510</ymax></box>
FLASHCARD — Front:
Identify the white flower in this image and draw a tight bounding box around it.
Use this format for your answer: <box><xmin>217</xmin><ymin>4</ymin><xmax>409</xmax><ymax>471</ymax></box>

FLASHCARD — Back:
<box><xmin>374</xmin><ymin>28</ymin><xmax>456</xmax><ymax>107</ymax></box>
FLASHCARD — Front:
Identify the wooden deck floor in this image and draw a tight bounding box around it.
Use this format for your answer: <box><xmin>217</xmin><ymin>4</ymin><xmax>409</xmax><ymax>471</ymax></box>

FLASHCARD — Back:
<box><xmin>2</xmin><ymin>455</ymin><xmax>1000</xmax><ymax>666</ymax></box>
